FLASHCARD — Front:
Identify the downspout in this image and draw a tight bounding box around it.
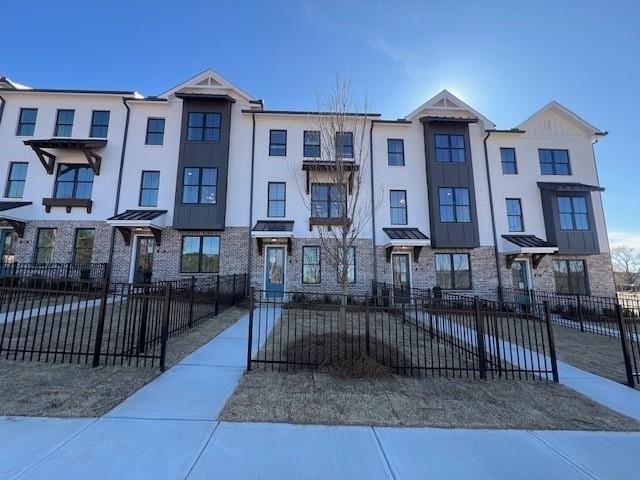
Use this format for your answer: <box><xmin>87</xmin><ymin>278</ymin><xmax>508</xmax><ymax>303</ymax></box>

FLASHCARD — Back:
<box><xmin>246</xmin><ymin>112</ymin><xmax>256</xmax><ymax>291</ymax></box>
<box><xmin>368</xmin><ymin>120</ymin><xmax>378</xmax><ymax>289</ymax></box>
<box><xmin>0</xmin><ymin>95</ymin><xmax>5</xmax><ymax>126</ymax></box>
<box><xmin>483</xmin><ymin>131</ymin><xmax>504</xmax><ymax>297</ymax></box>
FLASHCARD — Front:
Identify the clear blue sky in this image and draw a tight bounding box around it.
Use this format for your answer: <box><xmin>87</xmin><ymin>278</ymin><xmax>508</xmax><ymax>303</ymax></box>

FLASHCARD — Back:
<box><xmin>3</xmin><ymin>0</ymin><xmax>638</xmax><ymax>247</ymax></box>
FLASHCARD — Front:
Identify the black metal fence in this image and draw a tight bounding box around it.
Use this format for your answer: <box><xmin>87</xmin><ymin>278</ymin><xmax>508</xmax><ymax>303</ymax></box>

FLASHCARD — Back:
<box><xmin>0</xmin><ymin>262</ymin><xmax>109</xmax><ymax>282</ymax></box>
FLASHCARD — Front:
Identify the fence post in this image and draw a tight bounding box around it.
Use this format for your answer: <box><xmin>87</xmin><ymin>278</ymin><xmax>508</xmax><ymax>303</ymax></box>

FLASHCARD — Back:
<box><xmin>543</xmin><ymin>301</ymin><xmax>560</xmax><ymax>383</ymax></box>
<box><xmin>474</xmin><ymin>297</ymin><xmax>487</xmax><ymax>379</ymax></box>
<box><xmin>91</xmin><ymin>278</ymin><xmax>110</xmax><ymax>367</ymax></box>
<box><xmin>232</xmin><ymin>273</ymin><xmax>237</xmax><ymax>306</ymax></box>
<box><xmin>615</xmin><ymin>303</ymin><xmax>636</xmax><ymax>387</ymax></box>
<box><xmin>364</xmin><ymin>293</ymin><xmax>371</xmax><ymax>357</ymax></box>
<box><xmin>576</xmin><ymin>294</ymin><xmax>585</xmax><ymax>332</ymax></box>
<box><xmin>246</xmin><ymin>287</ymin><xmax>255</xmax><ymax>371</ymax></box>
<box><xmin>159</xmin><ymin>285</ymin><xmax>171</xmax><ymax>372</ymax></box>
<box><xmin>188</xmin><ymin>276</ymin><xmax>195</xmax><ymax>329</ymax></box>
<box><xmin>214</xmin><ymin>275</ymin><xmax>220</xmax><ymax>316</ymax></box>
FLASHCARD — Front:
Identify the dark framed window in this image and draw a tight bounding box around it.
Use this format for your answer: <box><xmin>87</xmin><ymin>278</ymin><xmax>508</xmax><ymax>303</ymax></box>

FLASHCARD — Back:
<box><xmin>182</xmin><ymin>167</ymin><xmax>217</xmax><ymax>204</ymax></box>
<box><xmin>435</xmin><ymin>134</ymin><xmax>465</xmax><ymax>163</ymax></box>
<box><xmin>54</xmin><ymin>109</ymin><xmax>75</xmax><ymax>137</ymax></box>
<box><xmin>387</xmin><ymin>139</ymin><xmax>405</xmax><ymax>166</ymax></box>
<box><xmin>73</xmin><ymin>229</ymin><xmax>95</xmax><ymax>264</ymax></box>
<box><xmin>181</xmin><ymin>236</ymin><xmax>220</xmax><ymax>273</ymax></box>
<box><xmin>304</xmin><ymin>130</ymin><xmax>321</xmax><ymax>157</ymax></box>
<box><xmin>337</xmin><ymin>246</ymin><xmax>355</xmax><ymax>284</ymax></box>
<box><xmin>390</xmin><ymin>190</ymin><xmax>407</xmax><ymax>225</ymax></box>
<box><xmin>539</xmin><ymin>149</ymin><xmax>571</xmax><ymax>175</ymax></box>
<box><xmin>35</xmin><ymin>228</ymin><xmax>56</xmax><ymax>264</ymax></box>
<box><xmin>435</xmin><ymin>253</ymin><xmax>471</xmax><ymax>289</ymax></box>
<box><xmin>89</xmin><ymin>111</ymin><xmax>110</xmax><ymax>138</ymax></box>
<box><xmin>268</xmin><ymin>182</ymin><xmax>286</xmax><ymax>217</ymax></box>
<box><xmin>269</xmin><ymin>130</ymin><xmax>287</xmax><ymax>156</ymax></box>
<box><xmin>506</xmin><ymin>198</ymin><xmax>524</xmax><ymax>232</ymax></box>
<box><xmin>5</xmin><ymin>162</ymin><xmax>28</xmax><ymax>198</ymax></box>
<box><xmin>145</xmin><ymin>118</ymin><xmax>165</xmax><ymax>145</ymax></box>
<box><xmin>501</xmin><ymin>148</ymin><xmax>517</xmax><ymax>174</ymax></box>
<box><xmin>557</xmin><ymin>196</ymin><xmax>589</xmax><ymax>230</ymax></box>
<box><xmin>311</xmin><ymin>183</ymin><xmax>346</xmax><ymax>218</ymax></box>
<box><xmin>54</xmin><ymin>164</ymin><xmax>94</xmax><ymax>199</ymax></box>
<box><xmin>439</xmin><ymin>187</ymin><xmax>471</xmax><ymax>223</ymax></box>
<box><xmin>335</xmin><ymin>132</ymin><xmax>353</xmax><ymax>159</ymax></box>
<box><xmin>139</xmin><ymin>171</ymin><xmax>160</xmax><ymax>207</ymax></box>
<box><xmin>553</xmin><ymin>260</ymin><xmax>588</xmax><ymax>295</ymax></box>
<box><xmin>16</xmin><ymin>108</ymin><xmax>37</xmax><ymax>136</ymax></box>
<box><xmin>302</xmin><ymin>246</ymin><xmax>321</xmax><ymax>284</ymax></box>
<box><xmin>187</xmin><ymin>112</ymin><xmax>221</xmax><ymax>142</ymax></box>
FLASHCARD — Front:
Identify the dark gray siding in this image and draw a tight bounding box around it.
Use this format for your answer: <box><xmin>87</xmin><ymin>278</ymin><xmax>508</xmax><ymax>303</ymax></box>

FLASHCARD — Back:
<box><xmin>422</xmin><ymin>121</ymin><xmax>480</xmax><ymax>248</ymax></box>
<box><xmin>173</xmin><ymin>98</ymin><xmax>233</xmax><ymax>230</ymax></box>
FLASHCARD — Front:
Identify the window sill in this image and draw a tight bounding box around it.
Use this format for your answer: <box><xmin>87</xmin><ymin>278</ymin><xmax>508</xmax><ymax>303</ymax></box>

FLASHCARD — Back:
<box><xmin>42</xmin><ymin>198</ymin><xmax>92</xmax><ymax>213</ymax></box>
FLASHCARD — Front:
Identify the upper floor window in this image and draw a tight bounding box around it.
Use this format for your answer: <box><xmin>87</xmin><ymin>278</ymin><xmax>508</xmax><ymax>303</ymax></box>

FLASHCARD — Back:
<box><xmin>35</xmin><ymin>228</ymin><xmax>56</xmax><ymax>264</ymax></box>
<box><xmin>54</xmin><ymin>109</ymin><xmax>75</xmax><ymax>137</ymax></box>
<box><xmin>5</xmin><ymin>162</ymin><xmax>28</xmax><ymax>198</ymax></box>
<box><xmin>439</xmin><ymin>187</ymin><xmax>471</xmax><ymax>223</ymax></box>
<box><xmin>335</xmin><ymin>132</ymin><xmax>353</xmax><ymax>159</ymax></box>
<box><xmin>16</xmin><ymin>108</ymin><xmax>37</xmax><ymax>136</ymax></box>
<box><xmin>435</xmin><ymin>134</ymin><xmax>465</xmax><ymax>163</ymax></box>
<box><xmin>387</xmin><ymin>139</ymin><xmax>405</xmax><ymax>166</ymax></box>
<box><xmin>90</xmin><ymin>111</ymin><xmax>110</xmax><ymax>138</ymax></box>
<box><xmin>539</xmin><ymin>149</ymin><xmax>571</xmax><ymax>175</ymax></box>
<box><xmin>500</xmin><ymin>148</ymin><xmax>517</xmax><ymax>174</ymax></box>
<box><xmin>187</xmin><ymin>112</ymin><xmax>220</xmax><ymax>142</ymax></box>
<box><xmin>553</xmin><ymin>259</ymin><xmax>588</xmax><ymax>295</ymax></box>
<box><xmin>337</xmin><ymin>246</ymin><xmax>355</xmax><ymax>284</ymax></box>
<box><xmin>557</xmin><ymin>196</ymin><xmax>589</xmax><ymax>230</ymax></box>
<box><xmin>435</xmin><ymin>253</ymin><xmax>471</xmax><ymax>290</ymax></box>
<box><xmin>390</xmin><ymin>190</ymin><xmax>407</xmax><ymax>225</ymax></box>
<box><xmin>73</xmin><ymin>228</ymin><xmax>95</xmax><ymax>264</ymax></box>
<box><xmin>145</xmin><ymin>118</ymin><xmax>165</xmax><ymax>145</ymax></box>
<box><xmin>181</xmin><ymin>235</ymin><xmax>220</xmax><ymax>273</ymax></box>
<box><xmin>267</xmin><ymin>182</ymin><xmax>286</xmax><ymax>217</ymax></box>
<box><xmin>269</xmin><ymin>130</ymin><xmax>287</xmax><ymax>156</ymax></box>
<box><xmin>506</xmin><ymin>198</ymin><xmax>524</xmax><ymax>232</ymax></box>
<box><xmin>139</xmin><ymin>171</ymin><xmax>160</xmax><ymax>207</ymax></box>
<box><xmin>302</xmin><ymin>246</ymin><xmax>321</xmax><ymax>284</ymax></box>
<box><xmin>182</xmin><ymin>167</ymin><xmax>217</xmax><ymax>204</ymax></box>
<box><xmin>54</xmin><ymin>164</ymin><xmax>94</xmax><ymax>199</ymax></box>
<box><xmin>311</xmin><ymin>184</ymin><xmax>346</xmax><ymax>218</ymax></box>
<box><xmin>304</xmin><ymin>130</ymin><xmax>321</xmax><ymax>158</ymax></box>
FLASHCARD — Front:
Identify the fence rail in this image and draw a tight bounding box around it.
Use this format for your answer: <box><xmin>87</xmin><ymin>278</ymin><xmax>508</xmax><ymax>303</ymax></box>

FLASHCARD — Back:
<box><xmin>0</xmin><ymin>262</ymin><xmax>109</xmax><ymax>282</ymax></box>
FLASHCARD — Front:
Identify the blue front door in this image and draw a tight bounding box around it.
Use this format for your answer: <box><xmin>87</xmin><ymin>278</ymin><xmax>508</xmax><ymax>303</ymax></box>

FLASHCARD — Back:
<box><xmin>265</xmin><ymin>246</ymin><xmax>285</xmax><ymax>298</ymax></box>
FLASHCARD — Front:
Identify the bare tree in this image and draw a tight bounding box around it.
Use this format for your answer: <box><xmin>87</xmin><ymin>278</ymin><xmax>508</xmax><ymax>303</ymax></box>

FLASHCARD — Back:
<box><xmin>612</xmin><ymin>245</ymin><xmax>640</xmax><ymax>291</ymax></box>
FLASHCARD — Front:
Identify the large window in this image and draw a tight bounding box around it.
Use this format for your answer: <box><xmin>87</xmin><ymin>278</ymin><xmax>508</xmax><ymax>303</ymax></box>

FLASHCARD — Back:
<box><xmin>539</xmin><ymin>149</ymin><xmax>571</xmax><ymax>175</ymax></box>
<box><xmin>387</xmin><ymin>139</ymin><xmax>405</xmax><ymax>166</ymax></box>
<box><xmin>5</xmin><ymin>162</ymin><xmax>28</xmax><ymax>198</ymax></box>
<box><xmin>501</xmin><ymin>148</ymin><xmax>517</xmax><ymax>174</ymax></box>
<box><xmin>54</xmin><ymin>164</ymin><xmax>94</xmax><ymax>199</ymax></box>
<box><xmin>557</xmin><ymin>196</ymin><xmax>589</xmax><ymax>230</ymax></box>
<box><xmin>269</xmin><ymin>130</ymin><xmax>287</xmax><ymax>156</ymax></box>
<box><xmin>304</xmin><ymin>130</ymin><xmax>320</xmax><ymax>158</ymax></box>
<box><xmin>35</xmin><ymin>228</ymin><xmax>56</xmax><ymax>264</ymax></box>
<box><xmin>553</xmin><ymin>260</ymin><xmax>588</xmax><ymax>295</ymax></box>
<box><xmin>390</xmin><ymin>190</ymin><xmax>407</xmax><ymax>225</ymax></box>
<box><xmin>54</xmin><ymin>109</ymin><xmax>75</xmax><ymax>137</ymax></box>
<box><xmin>302</xmin><ymin>246</ymin><xmax>321</xmax><ymax>284</ymax></box>
<box><xmin>335</xmin><ymin>132</ymin><xmax>353</xmax><ymax>159</ymax></box>
<box><xmin>337</xmin><ymin>246</ymin><xmax>355</xmax><ymax>284</ymax></box>
<box><xmin>439</xmin><ymin>187</ymin><xmax>471</xmax><ymax>223</ymax></box>
<box><xmin>435</xmin><ymin>134</ymin><xmax>465</xmax><ymax>163</ymax></box>
<box><xmin>435</xmin><ymin>253</ymin><xmax>471</xmax><ymax>289</ymax></box>
<box><xmin>16</xmin><ymin>108</ymin><xmax>37</xmax><ymax>136</ymax></box>
<box><xmin>89</xmin><ymin>111</ymin><xmax>110</xmax><ymax>138</ymax></box>
<box><xmin>182</xmin><ymin>167</ymin><xmax>217</xmax><ymax>204</ymax></box>
<box><xmin>181</xmin><ymin>236</ymin><xmax>220</xmax><ymax>273</ymax></box>
<box><xmin>187</xmin><ymin>112</ymin><xmax>221</xmax><ymax>142</ymax></box>
<box><xmin>139</xmin><ymin>171</ymin><xmax>160</xmax><ymax>207</ymax></box>
<box><xmin>506</xmin><ymin>198</ymin><xmax>524</xmax><ymax>232</ymax></box>
<box><xmin>73</xmin><ymin>229</ymin><xmax>95</xmax><ymax>264</ymax></box>
<box><xmin>267</xmin><ymin>182</ymin><xmax>286</xmax><ymax>217</ymax></box>
<box><xmin>311</xmin><ymin>184</ymin><xmax>346</xmax><ymax>218</ymax></box>
<box><xmin>145</xmin><ymin>118</ymin><xmax>165</xmax><ymax>145</ymax></box>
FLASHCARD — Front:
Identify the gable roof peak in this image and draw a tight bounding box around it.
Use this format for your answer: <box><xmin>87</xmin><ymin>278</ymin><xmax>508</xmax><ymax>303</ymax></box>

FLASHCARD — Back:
<box><xmin>517</xmin><ymin>101</ymin><xmax>605</xmax><ymax>136</ymax></box>
<box><xmin>405</xmin><ymin>89</ymin><xmax>494</xmax><ymax>128</ymax></box>
<box><xmin>159</xmin><ymin>67</ymin><xmax>256</xmax><ymax>102</ymax></box>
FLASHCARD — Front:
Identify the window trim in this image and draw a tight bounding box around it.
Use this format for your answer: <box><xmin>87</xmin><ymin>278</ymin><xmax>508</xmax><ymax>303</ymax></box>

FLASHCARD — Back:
<box><xmin>500</xmin><ymin>147</ymin><xmax>518</xmax><ymax>174</ymax></box>
<box><xmin>89</xmin><ymin>110</ymin><xmax>110</xmax><ymax>138</ymax></box>
<box><xmin>434</xmin><ymin>133</ymin><xmax>466</xmax><ymax>163</ymax></box>
<box><xmin>337</xmin><ymin>246</ymin><xmax>356</xmax><ymax>284</ymax></box>
<box><xmin>269</xmin><ymin>129</ymin><xmax>287</xmax><ymax>157</ymax></box>
<box><xmin>139</xmin><ymin>170</ymin><xmax>160</xmax><ymax>207</ymax></box>
<box><xmin>186</xmin><ymin>112</ymin><xmax>221</xmax><ymax>142</ymax></box>
<box><xmin>267</xmin><ymin>182</ymin><xmax>286</xmax><ymax>218</ymax></box>
<box><xmin>302</xmin><ymin>246</ymin><xmax>321</xmax><ymax>284</ymax></box>
<box><xmin>310</xmin><ymin>183</ymin><xmax>347</xmax><ymax>219</ymax></box>
<box><xmin>438</xmin><ymin>187</ymin><xmax>471</xmax><ymax>223</ymax></box>
<box><xmin>303</xmin><ymin>130</ymin><xmax>321</xmax><ymax>158</ymax></box>
<box><xmin>34</xmin><ymin>228</ymin><xmax>56</xmax><ymax>264</ymax></box>
<box><xmin>16</xmin><ymin>108</ymin><xmax>38</xmax><ymax>136</ymax></box>
<box><xmin>335</xmin><ymin>131</ymin><xmax>354</xmax><ymax>159</ymax></box>
<box><xmin>5</xmin><ymin>162</ymin><xmax>28</xmax><ymax>198</ymax></box>
<box><xmin>181</xmin><ymin>167</ymin><xmax>218</xmax><ymax>205</ymax></box>
<box><xmin>557</xmin><ymin>195</ymin><xmax>589</xmax><ymax>231</ymax></box>
<box><xmin>53</xmin><ymin>163</ymin><xmax>94</xmax><ymax>200</ymax></box>
<box><xmin>435</xmin><ymin>253</ymin><xmax>472</xmax><ymax>290</ymax></box>
<box><xmin>73</xmin><ymin>228</ymin><xmax>95</xmax><ymax>264</ymax></box>
<box><xmin>387</xmin><ymin>138</ymin><xmax>405</xmax><ymax>166</ymax></box>
<box><xmin>145</xmin><ymin>117</ymin><xmax>166</xmax><ymax>145</ymax></box>
<box><xmin>553</xmin><ymin>259</ymin><xmax>589</xmax><ymax>295</ymax></box>
<box><xmin>180</xmin><ymin>235</ymin><xmax>221</xmax><ymax>273</ymax></box>
<box><xmin>539</xmin><ymin>149</ymin><xmax>572</xmax><ymax>175</ymax></box>
<box><xmin>390</xmin><ymin>189</ymin><xmax>408</xmax><ymax>225</ymax></box>
<box><xmin>54</xmin><ymin>109</ymin><xmax>75</xmax><ymax>137</ymax></box>
<box><xmin>506</xmin><ymin>198</ymin><xmax>524</xmax><ymax>232</ymax></box>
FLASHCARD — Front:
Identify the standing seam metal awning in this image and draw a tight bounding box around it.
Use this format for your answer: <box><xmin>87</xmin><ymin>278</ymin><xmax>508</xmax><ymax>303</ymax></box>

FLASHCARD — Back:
<box><xmin>106</xmin><ymin>209</ymin><xmax>168</xmax><ymax>246</ymax></box>
<box><xmin>502</xmin><ymin>235</ymin><xmax>558</xmax><ymax>269</ymax></box>
<box><xmin>0</xmin><ymin>201</ymin><xmax>32</xmax><ymax>237</ymax></box>
<box><xmin>251</xmin><ymin>221</ymin><xmax>294</xmax><ymax>256</ymax></box>
<box><xmin>383</xmin><ymin>228</ymin><xmax>430</xmax><ymax>262</ymax></box>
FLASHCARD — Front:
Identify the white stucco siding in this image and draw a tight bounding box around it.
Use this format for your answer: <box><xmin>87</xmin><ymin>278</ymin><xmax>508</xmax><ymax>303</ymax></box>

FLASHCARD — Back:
<box><xmin>468</xmin><ymin>122</ymin><xmax>495</xmax><ymax>246</ymax></box>
<box><xmin>225</xmin><ymin>103</ymin><xmax>254</xmax><ymax>227</ymax></box>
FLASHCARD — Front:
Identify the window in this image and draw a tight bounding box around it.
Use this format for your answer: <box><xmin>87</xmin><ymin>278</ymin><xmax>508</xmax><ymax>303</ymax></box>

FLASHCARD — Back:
<box><xmin>139</xmin><ymin>171</ymin><xmax>160</xmax><ymax>207</ymax></box>
<box><xmin>73</xmin><ymin>229</ymin><xmax>95</xmax><ymax>264</ymax></box>
<box><xmin>145</xmin><ymin>118</ymin><xmax>165</xmax><ymax>145</ymax></box>
<box><xmin>5</xmin><ymin>162</ymin><xmax>28</xmax><ymax>198</ymax></box>
<box><xmin>35</xmin><ymin>229</ymin><xmax>56</xmax><ymax>264</ymax></box>
<box><xmin>335</xmin><ymin>132</ymin><xmax>353</xmax><ymax>159</ymax></box>
<box><xmin>89</xmin><ymin>111</ymin><xmax>110</xmax><ymax>138</ymax></box>
<box><xmin>501</xmin><ymin>148</ymin><xmax>517</xmax><ymax>174</ymax></box>
<box><xmin>311</xmin><ymin>184</ymin><xmax>346</xmax><ymax>218</ymax></box>
<box><xmin>269</xmin><ymin>130</ymin><xmax>287</xmax><ymax>156</ymax></box>
<box><xmin>435</xmin><ymin>134</ymin><xmax>465</xmax><ymax>163</ymax></box>
<box><xmin>304</xmin><ymin>130</ymin><xmax>320</xmax><ymax>157</ymax></box>
<box><xmin>54</xmin><ymin>164</ymin><xmax>94</xmax><ymax>199</ymax></box>
<box><xmin>557</xmin><ymin>196</ymin><xmax>589</xmax><ymax>230</ymax></box>
<box><xmin>387</xmin><ymin>139</ymin><xmax>405</xmax><ymax>166</ymax></box>
<box><xmin>539</xmin><ymin>149</ymin><xmax>571</xmax><ymax>175</ymax></box>
<box><xmin>54</xmin><ymin>109</ymin><xmax>75</xmax><ymax>137</ymax></box>
<box><xmin>439</xmin><ymin>188</ymin><xmax>471</xmax><ymax>223</ymax></box>
<box><xmin>553</xmin><ymin>260</ymin><xmax>588</xmax><ymax>295</ymax></box>
<box><xmin>16</xmin><ymin>108</ymin><xmax>37</xmax><ymax>136</ymax></box>
<box><xmin>268</xmin><ymin>182</ymin><xmax>286</xmax><ymax>217</ymax></box>
<box><xmin>506</xmin><ymin>198</ymin><xmax>524</xmax><ymax>232</ymax></box>
<box><xmin>187</xmin><ymin>112</ymin><xmax>221</xmax><ymax>142</ymax></box>
<box><xmin>390</xmin><ymin>190</ymin><xmax>407</xmax><ymax>225</ymax></box>
<box><xmin>337</xmin><ymin>246</ymin><xmax>355</xmax><ymax>284</ymax></box>
<box><xmin>302</xmin><ymin>246</ymin><xmax>321</xmax><ymax>284</ymax></box>
<box><xmin>435</xmin><ymin>253</ymin><xmax>471</xmax><ymax>289</ymax></box>
<box><xmin>182</xmin><ymin>167</ymin><xmax>217</xmax><ymax>204</ymax></box>
<box><xmin>181</xmin><ymin>236</ymin><xmax>220</xmax><ymax>273</ymax></box>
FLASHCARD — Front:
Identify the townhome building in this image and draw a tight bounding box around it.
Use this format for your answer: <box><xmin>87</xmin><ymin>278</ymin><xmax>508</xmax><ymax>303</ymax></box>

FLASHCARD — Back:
<box><xmin>0</xmin><ymin>69</ymin><xmax>616</xmax><ymax>298</ymax></box>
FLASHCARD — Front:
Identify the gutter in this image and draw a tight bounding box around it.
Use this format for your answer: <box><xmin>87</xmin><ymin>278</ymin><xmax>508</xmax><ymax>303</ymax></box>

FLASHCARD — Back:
<box><xmin>369</xmin><ymin>120</ymin><xmax>378</xmax><ymax>286</ymax></box>
<box><xmin>246</xmin><ymin>112</ymin><xmax>257</xmax><ymax>290</ymax></box>
<box><xmin>482</xmin><ymin>131</ymin><xmax>504</xmax><ymax>295</ymax></box>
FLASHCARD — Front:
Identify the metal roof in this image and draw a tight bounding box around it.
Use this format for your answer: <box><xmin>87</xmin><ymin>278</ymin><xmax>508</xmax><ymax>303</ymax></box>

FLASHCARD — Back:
<box><xmin>108</xmin><ymin>210</ymin><xmax>167</xmax><ymax>221</ymax></box>
<box><xmin>383</xmin><ymin>228</ymin><xmax>429</xmax><ymax>240</ymax></box>
<box><xmin>23</xmin><ymin>138</ymin><xmax>107</xmax><ymax>149</ymax></box>
<box><xmin>502</xmin><ymin>235</ymin><xmax>556</xmax><ymax>249</ymax></box>
<box><xmin>253</xmin><ymin>221</ymin><xmax>294</xmax><ymax>232</ymax></box>
<box><xmin>0</xmin><ymin>201</ymin><xmax>32</xmax><ymax>212</ymax></box>
<box><xmin>537</xmin><ymin>182</ymin><xmax>604</xmax><ymax>192</ymax></box>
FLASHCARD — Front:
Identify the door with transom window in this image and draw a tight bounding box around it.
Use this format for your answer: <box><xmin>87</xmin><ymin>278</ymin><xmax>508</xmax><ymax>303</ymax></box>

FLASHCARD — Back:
<box><xmin>392</xmin><ymin>253</ymin><xmax>411</xmax><ymax>303</ymax></box>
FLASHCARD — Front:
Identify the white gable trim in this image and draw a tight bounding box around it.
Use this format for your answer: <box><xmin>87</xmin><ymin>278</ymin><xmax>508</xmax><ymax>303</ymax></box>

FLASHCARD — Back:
<box><xmin>517</xmin><ymin>101</ymin><xmax>605</xmax><ymax>136</ymax></box>
<box><xmin>159</xmin><ymin>68</ymin><xmax>256</xmax><ymax>102</ymax></box>
<box><xmin>405</xmin><ymin>89</ymin><xmax>495</xmax><ymax>128</ymax></box>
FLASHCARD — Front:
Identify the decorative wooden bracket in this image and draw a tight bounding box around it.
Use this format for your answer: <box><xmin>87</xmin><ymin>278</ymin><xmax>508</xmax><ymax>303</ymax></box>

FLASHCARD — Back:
<box><xmin>256</xmin><ymin>237</ymin><xmax>292</xmax><ymax>256</ymax></box>
<box><xmin>81</xmin><ymin>148</ymin><xmax>102</xmax><ymax>175</ymax></box>
<box><xmin>117</xmin><ymin>226</ymin><xmax>132</xmax><ymax>246</ymax></box>
<box><xmin>3</xmin><ymin>218</ymin><xmax>26</xmax><ymax>237</ymax></box>
<box><xmin>31</xmin><ymin>145</ymin><xmax>56</xmax><ymax>174</ymax></box>
<box><xmin>506</xmin><ymin>254</ymin><xmax>519</xmax><ymax>269</ymax></box>
<box><xmin>385</xmin><ymin>246</ymin><xmax>393</xmax><ymax>263</ymax></box>
<box><xmin>532</xmin><ymin>253</ymin><xmax>546</xmax><ymax>269</ymax></box>
<box><xmin>413</xmin><ymin>246</ymin><xmax>423</xmax><ymax>263</ymax></box>
<box><xmin>149</xmin><ymin>227</ymin><xmax>162</xmax><ymax>246</ymax></box>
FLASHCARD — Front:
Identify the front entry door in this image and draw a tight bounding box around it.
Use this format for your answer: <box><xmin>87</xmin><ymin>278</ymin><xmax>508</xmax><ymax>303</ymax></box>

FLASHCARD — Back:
<box><xmin>133</xmin><ymin>237</ymin><xmax>155</xmax><ymax>284</ymax></box>
<box><xmin>392</xmin><ymin>253</ymin><xmax>411</xmax><ymax>302</ymax></box>
<box><xmin>0</xmin><ymin>230</ymin><xmax>17</xmax><ymax>265</ymax></box>
<box><xmin>511</xmin><ymin>260</ymin><xmax>531</xmax><ymax>290</ymax></box>
<box><xmin>265</xmin><ymin>246</ymin><xmax>285</xmax><ymax>299</ymax></box>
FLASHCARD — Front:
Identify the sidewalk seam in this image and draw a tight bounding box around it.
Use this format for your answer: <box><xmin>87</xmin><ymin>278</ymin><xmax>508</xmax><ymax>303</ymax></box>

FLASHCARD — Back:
<box><xmin>527</xmin><ymin>430</ymin><xmax>599</xmax><ymax>480</ymax></box>
<box><xmin>371</xmin><ymin>427</ymin><xmax>397</xmax><ymax>480</ymax></box>
<box><xmin>183</xmin><ymin>421</ymin><xmax>221</xmax><ymax>479</ymax></box>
